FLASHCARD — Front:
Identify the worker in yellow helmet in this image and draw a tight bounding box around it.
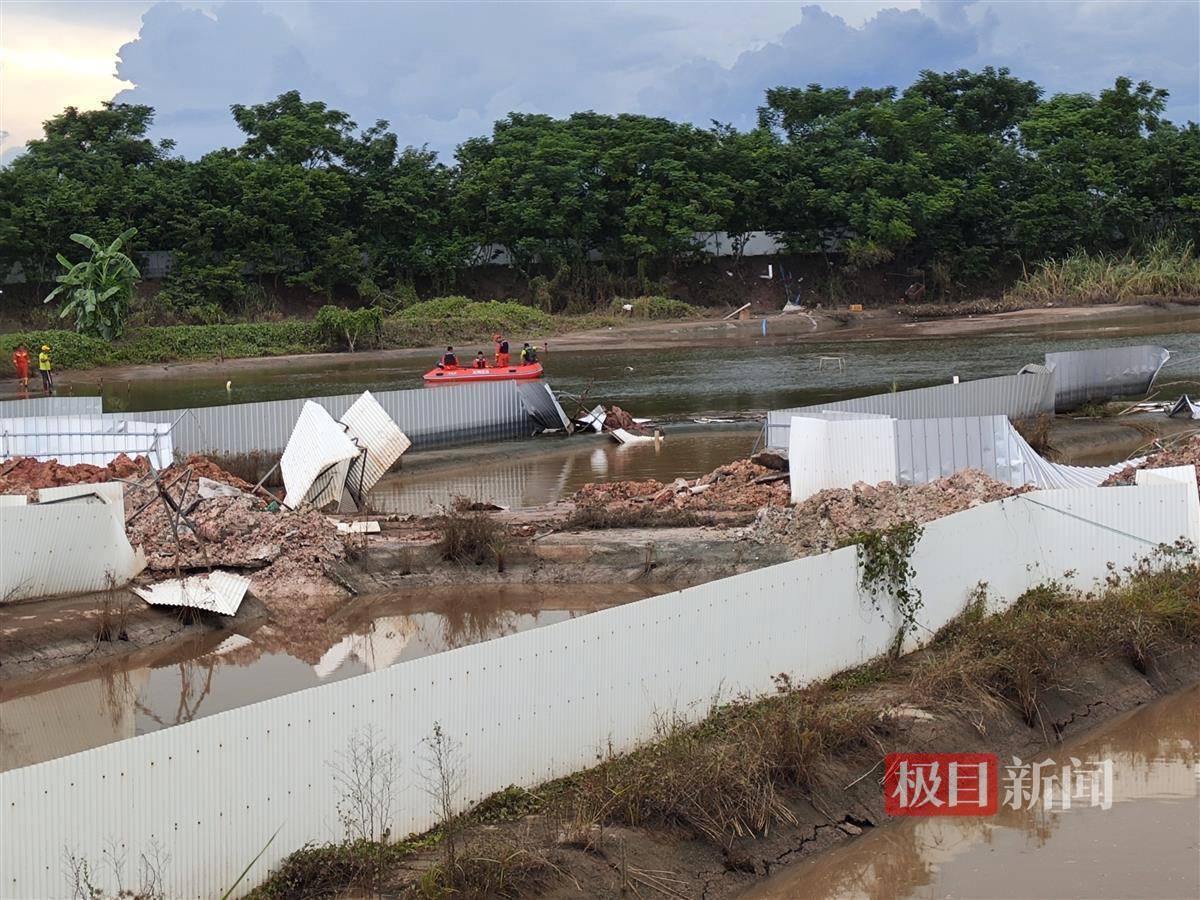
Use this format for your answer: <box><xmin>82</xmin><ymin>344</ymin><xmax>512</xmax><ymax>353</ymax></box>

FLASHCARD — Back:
<box><xmin>38</xmin><ymin>344</ymin><xmax>53</xmax><ymax>395</ymax></box>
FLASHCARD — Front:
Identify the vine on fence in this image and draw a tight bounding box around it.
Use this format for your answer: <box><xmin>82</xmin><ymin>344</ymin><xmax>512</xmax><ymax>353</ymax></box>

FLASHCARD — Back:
<box><xmin>844</xmin><ymin>520</ymin><xmax>925</xmax><ymax>657</ymax></box>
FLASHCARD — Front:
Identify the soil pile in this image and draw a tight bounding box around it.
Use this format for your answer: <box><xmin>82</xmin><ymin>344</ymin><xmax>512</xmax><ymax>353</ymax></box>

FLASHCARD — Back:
<box><xmin>0</xmin><ymin>453</ymin><xmax>150</xmax><ymax>497</ymax></box>
<box><xmin>754</xmin><ymin>470</ymin><xmax>1027</xmax><ymax>557</ymax></box>
<box><xmin>1101</xmin><ymin>436</ymin><xmax>1200</xmax><ymax>488</ymax></box>
<box><xmin>573</xmin><ymin>459</ymin><xmax>789</xmax><ymax>514</ymax></box>
<box><xmin>0</xmin><ymin>453</ymin><xmax>346</xmax><ymax>599</ymax></box>
<box><xmin>127</xmin><ymin>486</ymin><xmax>346</xmax><ymax>598</ymax></box>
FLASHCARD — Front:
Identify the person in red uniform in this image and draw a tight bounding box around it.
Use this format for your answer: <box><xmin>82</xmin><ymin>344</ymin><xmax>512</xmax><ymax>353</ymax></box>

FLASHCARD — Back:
<box><xmin>493</xmin><ymin>333</ymin><xmax>511</xmax><ymax>367</ymax></box>
<box><xmin>472</xmin><ymin>351</ymin><xmax>488</xmax><ymax>369</ymax></box>
<box><xmin>11</xmin><ymin>343</ymin><xmax>30</xmax><ymax>389</ymax></box>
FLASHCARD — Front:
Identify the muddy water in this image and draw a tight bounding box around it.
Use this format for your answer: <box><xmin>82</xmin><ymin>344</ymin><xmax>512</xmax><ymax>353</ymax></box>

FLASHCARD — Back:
<box><xmin>372</xmin><ymin>425</ymin><xmax>757</xmax><ymax>514</ymax></box>
<box><xmin>68</xmin><ymin>326</ymin><xmax>1200</xmax><ymax>418</ymax></box>
<box><xmin>0</xmin><ymin>583</ymin><xmax>664</xmax><ymax>772</ymax></box>
<box><xmin>742</xmin><ymin>685</ymin><xmax>1200</xmax><ymax>900</ymax></box>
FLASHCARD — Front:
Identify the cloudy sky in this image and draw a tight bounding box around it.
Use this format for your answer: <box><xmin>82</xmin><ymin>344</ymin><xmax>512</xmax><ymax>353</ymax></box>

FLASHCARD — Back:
<box><xmin>2</xmin><ymin>0</ymin><xmax>1197</xmax><ymax>165</ymax></box>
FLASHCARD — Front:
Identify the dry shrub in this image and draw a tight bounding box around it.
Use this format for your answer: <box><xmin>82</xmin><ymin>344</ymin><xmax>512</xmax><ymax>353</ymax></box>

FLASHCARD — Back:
<box><xmin>911</xmin><ymin>556</ymin><xmax>1200</xmax><ymax>723</ymax></box>
<box><xmin>94</xmin><ymin>593</ymin><xmax>131</xmax><ymax>643</ymax></box>
<box><xmin>248</xmin><ymin>839</ymin><xmax>412</xmax><ymax>898</ymax></box>
<box><xmin>563</xmin><ymin>688</ymin><xmax>886</xmax><ymax>849</ymax></box>
<box><xmin>412</xmin><ymin>835</ymin><xmax>556</xmax><ymax>900</ymax></box>
<box><xmin>437</xmin><ymin>509</ymin><xmax>507</xmax><ymax>569</ymax></box>
<box><xmin>1013</xmin><ymin>414</ymin><xmax>1056</xmax><ymax>457</ymax></box>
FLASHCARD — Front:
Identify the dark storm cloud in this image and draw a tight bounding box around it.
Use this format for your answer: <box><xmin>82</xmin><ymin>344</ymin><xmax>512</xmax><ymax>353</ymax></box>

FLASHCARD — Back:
<box><xmin>107</xmin><ymin>1</ymin><xmax>1199</xmax><ymax>160</ymax></box>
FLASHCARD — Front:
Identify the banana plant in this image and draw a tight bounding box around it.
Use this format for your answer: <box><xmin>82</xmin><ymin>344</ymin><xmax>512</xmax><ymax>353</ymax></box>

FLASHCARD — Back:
<box><xmin>44</xmin><ymin>228</ymin><xmax>141</xmax><ymax>340</ymax></box>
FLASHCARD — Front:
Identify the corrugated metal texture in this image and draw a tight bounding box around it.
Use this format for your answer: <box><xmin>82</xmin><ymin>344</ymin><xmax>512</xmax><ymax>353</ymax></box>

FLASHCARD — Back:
<box><xmin>133</xmin><ymin>571</ymin><xmax>250</xmax><ymax>616</ymax></box>
<box><xmin>516</xmin><ymin>382</ymin><xmax>571</xmax><ymax>431</ymax></box>
<box><xmin>0</xmin><ymin>414</ymin><xmax>173</xmax><ymax>468</ymax></box>
<box><xmin>896</xmin><ymin>415</ymin><xmax>1018</xmax><ymax>485</ymax></box>
<box><xmin>789</xmin><ymin>416</ymin><xmax>897</xmax><ymax>503</ymax></box>
<box><xmin>280</xmin><ymin>402</ymin><xmax>359</xmax><ymax>509</ymax></box>
<box><xmin>0</xmin><ymin>482</ymin><xmax>146</xmax><ymax>603</ymax></box>
<box><xmin>1</xmin><ymin>478</ymin><xmax>1193</xmax><ymax>898</ymax></box>
<box><xmin>1045</xmin><ymin>345</ymin><xmax>1169</xmax><ymax>410</ymax></box>
<box><xmin>764</xmin><ymin>372</ymin><xmax>1056</xmax><ymax>449</ymax></box>
<box><xmin>132</xmin><ymin>380</ymin><xmax>529</xmax><ymax>460</ymax></box>
<box><xmin>0</xmin><ymin>395</ymin><xmax>102</xmax><ymax>418</ymax></box>
<box><xmin>339</xmin><ymin>391</ymin><xmax>412</xmax><ymax>504</ymax></box>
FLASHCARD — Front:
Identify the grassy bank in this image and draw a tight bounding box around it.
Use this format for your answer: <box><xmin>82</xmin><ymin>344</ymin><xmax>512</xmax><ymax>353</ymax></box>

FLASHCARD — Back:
<box><xmin>249</xmin><ymin>556</ymin><xmax>1200</xmax><ymax>898</ymax></box>
<box><xmin>1006</xmin><ymin>238</ymin><xmax>1200</xmax><ymax>305</ymax></box>
<box><xmin>0</xmin><ymin>296</ymin><xmax>700</xmax><ymax>372</ymax></box>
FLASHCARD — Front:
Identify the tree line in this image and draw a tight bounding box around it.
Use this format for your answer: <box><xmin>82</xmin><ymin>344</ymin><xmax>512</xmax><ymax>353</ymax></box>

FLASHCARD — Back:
<box><xmin>1</xmin><ymin>67</ymin><xmax>1196</xmax><ymax>315</ymax></box>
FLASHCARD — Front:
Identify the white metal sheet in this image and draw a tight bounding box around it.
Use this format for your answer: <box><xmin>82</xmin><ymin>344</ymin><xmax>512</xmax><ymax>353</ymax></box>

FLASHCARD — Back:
<box><xmin>0</xmin><ymin>483</ymin><xmax>145</xmax><ymax>602</ymax></box>
<box><xmin>133</xmin><ymin>571</ymin><xmax>251</xmax><ymax>616</ymax></box>
<box><xmin>1</xmin><ymin>479</ymin><xmax>1193</xmax><ymax>897</ymax></box>
<box><xmin>280</xmin><ymin>401</ymin><xmax>359</xmax><ymax>509</ymax></box>
<box><xmin>0</xmin><ymin>414</ymin><xmax>174</xmax><ymax>469</ymax></box>
<box><xmin>339</xmin><ymin>391</ymin><xmax>411</xmax><ymax>503</ymax></box>
<box><xmin>789</xmin><ymin>415</ymin><xmax>898</xmax><ymax>503</ymax></box>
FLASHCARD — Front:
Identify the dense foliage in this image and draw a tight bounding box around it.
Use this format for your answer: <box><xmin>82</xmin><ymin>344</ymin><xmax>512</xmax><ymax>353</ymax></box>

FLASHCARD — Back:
<box><xmin>44</xmin><ymin>229</ymin><xmax>141</xmax><ymax>338</ymax></box>
<box><xmin>2</xmin><ymin>70</ymin><xmax>1197</xmax><ymax>312</ymax></box>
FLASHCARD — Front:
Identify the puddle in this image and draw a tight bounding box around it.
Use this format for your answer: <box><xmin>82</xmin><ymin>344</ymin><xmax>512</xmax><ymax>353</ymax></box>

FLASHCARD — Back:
<box><xmin>0</xmin><ymin>583</ymin><xmax>665</xmax><ymax>772</ymax></box>
<box><xmin>741</xmin><ymin>684</ymin><xmax>1200</xmax><ymax>899</ymax></box>
<box><xmin>371</xmin><ymin>425</ymin><xmax>758</xmax><ymax>514</ymax></box>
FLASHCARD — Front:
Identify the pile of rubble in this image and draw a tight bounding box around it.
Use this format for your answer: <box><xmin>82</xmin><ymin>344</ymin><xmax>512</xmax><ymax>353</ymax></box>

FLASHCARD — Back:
<box><xmin>1</xmin><ymin>453</ymin><xmax>347</xmax><ymax>600</ymax></box>
<box><xmin>572</xmin><ymin>458</ymin><xmax>790</xmax><ymax>515</ymax></box>
<box><xmin>752</xmin><ymin>470</ymin><xmax>1028</xmax><ymax>557</ymax></box>
<box><xmin>0</xmin><ymin>453</ymin><xmax>150</xmax><ymax>497</ymax></box>
<box><xmin>1101</xmin><ymin>436</ymin><xmax>1200</xmax><ymax>488</ymax></box>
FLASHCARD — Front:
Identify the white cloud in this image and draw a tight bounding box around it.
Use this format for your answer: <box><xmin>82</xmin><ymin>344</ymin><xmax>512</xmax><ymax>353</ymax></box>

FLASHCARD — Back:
<box><xmin>6</xmin><ymin>0</ymin><xmax>1196</xmax><ymax>164</ymax></box>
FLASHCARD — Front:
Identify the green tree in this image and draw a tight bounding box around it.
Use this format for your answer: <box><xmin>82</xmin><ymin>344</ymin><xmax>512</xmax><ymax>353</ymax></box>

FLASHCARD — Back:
<box><xmin>45</xmin><ymin>229</ymin><xmax>141</xmax><ymax>339</ymax></box>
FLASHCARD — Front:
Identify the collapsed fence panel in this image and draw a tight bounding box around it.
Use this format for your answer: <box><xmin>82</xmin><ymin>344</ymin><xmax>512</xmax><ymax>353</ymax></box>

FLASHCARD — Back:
<box><xmin>764</xmin><ymin>371</ymin><xmax>1056</xmax><ymax>449</ymax></box>
<box><xmin>0</xmin><ymin>482</ymin><xmax>146</xmax><ymax>603</ymax></box>
<box><xmin>1045</xmin><ymin>345</ymin><xmax>1169</xmax><ymax>410</ymax></box>
<box><xmin>790</xmin><ymin>412</ymin><xmax>1138</xmax><ymax>503</ymax></box>
<box><xmin>1</xmin><ymin>476</ymin><xmax>1194</xmax><ymax>898</ymax></box>
<box><xmin>0</xmin><ymin>414</ymin><xmax>174</xmax><ymax>468</ymax></box>
<box><xmin>339</xmin><ymin>391</ymin><xmax>412</xmax><ymax>504</ymax></box>
<box><xmin>0</xmin><ymin>395</ymin><xmax>102</xmax><ymax>419</ymax></box>
<box><xmin>131</xmin><ymin>381</ymin><xmax>532</xmax><ymax>475</ymax></box>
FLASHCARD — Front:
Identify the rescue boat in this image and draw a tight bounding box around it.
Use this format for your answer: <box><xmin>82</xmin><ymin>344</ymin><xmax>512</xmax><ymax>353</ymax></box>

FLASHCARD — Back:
<box><xmin>422</xmin><ymin>362</ymin><xmax>544</xmax><ymax>383</ymax></box>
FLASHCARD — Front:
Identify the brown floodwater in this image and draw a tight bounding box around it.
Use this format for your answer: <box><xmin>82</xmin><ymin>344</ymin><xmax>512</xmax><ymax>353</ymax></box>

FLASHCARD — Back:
<box><xmin>371</xmin><ymin>425</ymin><xmax>758</xmax><ymax>514</ymax></box>
<box><xmin>0</xmin><ymin>583</ymin><xmax>666</xmax><ymax>773</ymax></box>
<box><xmin>742</xmin><ymin>685</ymin><xmax>1200</xmax><ymax>900</ymax></box>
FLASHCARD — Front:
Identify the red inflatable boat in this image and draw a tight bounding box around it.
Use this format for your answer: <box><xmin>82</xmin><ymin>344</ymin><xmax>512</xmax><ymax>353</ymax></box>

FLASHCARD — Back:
<box><xmin>423</xmin><ymin>362</ymin><xmax>544</xmax><ymax>384</ymax></box>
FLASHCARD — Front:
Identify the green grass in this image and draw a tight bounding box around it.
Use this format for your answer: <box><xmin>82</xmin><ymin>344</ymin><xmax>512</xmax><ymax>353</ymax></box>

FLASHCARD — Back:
<box><xmin>1006</xmin><ymin>237</ymin><xmax>1200</xmax><ymax>305</ymax></box>
<box><xmin>610</xmin><ymin>295</ymin><xmax>701</xmax><ymax>319</ymax></box>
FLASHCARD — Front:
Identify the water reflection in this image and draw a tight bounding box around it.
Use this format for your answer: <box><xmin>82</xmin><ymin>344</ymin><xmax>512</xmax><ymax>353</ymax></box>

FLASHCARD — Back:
<box><xmin>743</xmin><ymin>685</ymin><xmax>1200</xmax><ymax>900</ymax></box>
<box><xmin>370</xmin><ymin>427</ymin><xmax>757</xmax><ymax>514</ymax></box>
<box><xmin>0</xmin><ymin>583</ymin><xmax>662</xmax><ymax>772</ymax></box>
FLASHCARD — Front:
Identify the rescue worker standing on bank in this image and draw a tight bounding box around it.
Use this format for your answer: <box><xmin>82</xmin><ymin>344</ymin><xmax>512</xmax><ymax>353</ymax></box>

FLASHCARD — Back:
<box><xmin>12</xmin><ymin>343</ymin><xmax>30</xmax><ymax>389</ymax></box>
<box><xmin>37</xmin><ymin>344</ymin><xmax>53</xmax><ymax>395</ymax></box>
<box><xmin>493</xmin><ymin>333</ymin><xmax>510</xmax><ymax>367</ymax></box>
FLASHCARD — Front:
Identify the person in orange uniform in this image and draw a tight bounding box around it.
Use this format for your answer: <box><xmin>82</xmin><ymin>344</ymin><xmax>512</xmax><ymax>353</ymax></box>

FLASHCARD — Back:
<box><xmin>493</xmin><ymin>333</ymin><xmax>510</xmax><ymax>367</ymax></box>
<box><xmin>472</xmin><ymin>350</ymin><xmax>488</xmax><ymax>369</ymax></box>
<box><xmin>11</xmin><ymin>343</ymin><xmax>30</xmax><ymax>389</ymax></box>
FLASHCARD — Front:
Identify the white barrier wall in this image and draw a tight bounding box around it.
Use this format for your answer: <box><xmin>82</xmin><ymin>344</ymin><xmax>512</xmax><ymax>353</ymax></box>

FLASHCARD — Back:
<box><xmin>789</xmin><ymin>417</ymin><xmax>898</xmax><ymax>504</ymax></box>
<box><xmin>1</xmin><ymin>479</ymin><xmax>1195</xmax><ymax>898</ymax></box>
<box><xmin>0</xmin><ymin>482</ymin><xmax>146</xmax><ymax>602</ymax></box>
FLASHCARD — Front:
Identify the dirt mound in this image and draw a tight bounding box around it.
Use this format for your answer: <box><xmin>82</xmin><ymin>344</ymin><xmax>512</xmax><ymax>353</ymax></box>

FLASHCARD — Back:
<box><xmin>1101</xmin><ymin>436</ymin><xmax>1200</xmax><ymax>487</ymax></box>
<box><xmin>573</xmin><ymin>459</ymin><xmax>789</xmax><ymax>515</ymax></box>
<box><xmin>0</xmin><ymin>454</ymin><xmax>151</xmax><ymax>497</ymax></box>
<box><xmin>127</xmin><ymin>483</ymin><xmax>346</xmax><ymax>600</ymax></box>
<box><xmin>754</xmin><ymin>470</ymin><xmax>1028</xmax><ymax>557</ymax></box>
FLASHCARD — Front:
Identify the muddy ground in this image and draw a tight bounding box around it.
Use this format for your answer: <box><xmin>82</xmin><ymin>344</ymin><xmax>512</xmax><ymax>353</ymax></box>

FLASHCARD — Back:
<box><xmin>393</xmin><ymin>645</ymin><xmax>1200</xmax><ymax>900</ymax></box>
<box><xmin>3</xmin><ymin>427</ymin><xmax>1198</xmax><ymax>681</ymax></box>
